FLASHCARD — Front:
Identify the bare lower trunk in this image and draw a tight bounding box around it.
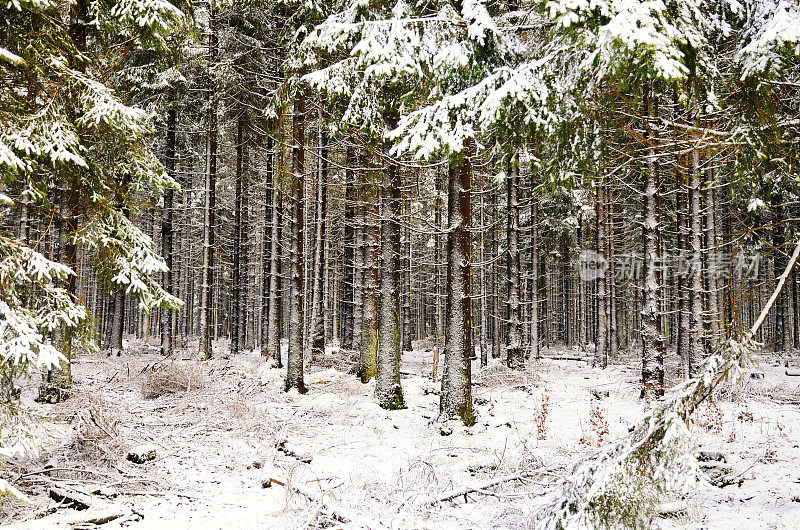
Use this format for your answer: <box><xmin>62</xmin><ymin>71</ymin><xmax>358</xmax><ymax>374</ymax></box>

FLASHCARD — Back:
<box><xmin>773</xmin><ymin>193</ymin><xmax>788</xmax><ymax>353</ymax></box>
<box><xmin>230</xmin><ymin>112</ymin><xmax>246</xmax><ymax>356</ymax></box>
<box><xmin>200</xmin><ymin>7</ymin><xmax>218</xmax><ymax>361</ymax></box>
<box><xmin>594</xmin><ymin>177</ymin><xmax>608</xmax><ymax>368</ymax></box>
<box><xmin>160</xmin><ymin>105</ymin><xmax>177</xmax><ymax>357</ymax></box>
<box><xmin>641</xmin><ymin>91</ymin><xmax>664</xmax><ymax>399</ymax></box>
<box><xmin>266</xmin><ymin>189</ymin><xmax>283</xmax><ymax>367</ymax></box>
<box><xmin>310</xmin><ymin>137</ymin><xmax>327</xmax><ymax>359</ymax></box>
<box><xmin>362</xmin><ymin>182</ymin><xmax>380</xmax><ymax>380</ymax></box>
<box><xmin>353</xmin><ymin>199</ymin><xmax>371</xmax><ymax>380</ymax></box>
<box><xmin>110</xmin><ymin>289</ymin><xmax>125</xmax><ymax>351</ymax></box>
<box><xmin>375</xmin><ymin>129</ymin><xmax>404</xmax><ymax>410</ymax></box>
<box><xmin>531</xmin><ymin>177</ymin><xmax>540</xmax><ymax>361</ymax></box>
<box><xmin>688</xmin><ymin>129</ymin><xmax>704</xmax><ymax>376</ymax></box>
<box><xmin>440</xmin><ymin>143</ymin><xmax>475</xmax><ymax>426</ymax></box>
<box><xmin>506</xmin><ymin>163</ymin><xmax>524</xmax><ymax>370</ymax></box>
<box><xmin>285</xmin><ymin>95</ymin><xmax>306</xmax><ymax>393</ymax></box>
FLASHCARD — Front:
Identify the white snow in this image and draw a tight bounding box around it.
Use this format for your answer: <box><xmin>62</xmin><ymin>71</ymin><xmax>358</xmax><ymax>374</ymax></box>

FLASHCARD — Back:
<box><xmin>3</xmin><ymin>346</ymin><xmax>800</xmax><ymax>527</ymax></box>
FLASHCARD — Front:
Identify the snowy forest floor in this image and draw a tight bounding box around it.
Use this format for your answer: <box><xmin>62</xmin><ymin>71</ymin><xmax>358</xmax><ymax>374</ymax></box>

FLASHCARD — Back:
<box><xmin>3</xmin><ymin>340</ymin><xmax>800</xmax><ymax>529</ymax></box>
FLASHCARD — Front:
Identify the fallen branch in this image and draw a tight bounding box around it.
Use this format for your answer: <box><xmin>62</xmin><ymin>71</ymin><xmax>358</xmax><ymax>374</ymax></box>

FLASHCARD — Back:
<box><xmin>431</xmin><ymin>473</ymin><xmax>526</xmax><ymax>504</ymax></box>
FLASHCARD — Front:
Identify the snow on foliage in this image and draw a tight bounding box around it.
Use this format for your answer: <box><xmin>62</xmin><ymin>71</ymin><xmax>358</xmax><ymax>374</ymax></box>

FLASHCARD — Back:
<box><xmin>737</xmin><ymin>0</ymin><xmax>800</xmax><ymax>78</ymax></box>
<box><xmin>301</xmin><ymin>0</ymin><xmax>519</xmax><ymax>142</ymax></box>
<box><xmin>77</xmin><ymin>211</ymin><xmax>183</xmax><ymax>314</ymax></box>
<box><xmin>390</xmin><ymin>59</ymin><xmax>556</xmax><ymax>159</ymax></box>
<box><xmin>0</xmin><ymin>234</ymin><xmax>85</xmax><ymax>487</ymax></box>
<box><xmin>545</xmin><ymin>0</ymin><xmax>716</xmax><ymax>90</ymax></box>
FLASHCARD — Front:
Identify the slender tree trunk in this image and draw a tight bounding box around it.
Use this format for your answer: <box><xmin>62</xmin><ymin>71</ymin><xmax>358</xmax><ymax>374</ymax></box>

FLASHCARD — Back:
<box><xmin>286</xmin><ymin>95</ymin><xmax>306</xmax><ymax>393</ymax></box>
<box><xmin>506</xmin><ymin>163</ymin><xmax>524</xmax><ymax>369</ymax></box>
<box><xmin>440</xmin><ymin>143</ymin><xmax>475</xmax><ymax>426</ymax></box>
<box><xmin>402</xmin><ymin>220</ymin><xmax>413</xmax><ymax>352</ymax></box>
<box><xmin>310</xmin><ymin>134</ymin><xmax>327</xmax><ymax>359</ymax></box>
<box><xmin>594</xmin><ymin>174</ymin><xmax>608</xmax><ymax>368</ymax></box>
<box><xmin>230</xmin><ymin>113</ymin><xmax>246</xmax><ymax>356</ymax></box>
<box><xmin>531</xmin><ymin>174</ymin><xmax>540</xmax><ymax>361</ymax></box>
<box><xmin>109</xmin><ymin>291</ymin><xmax>126</xmax><ymax>355</ymax></box>
<box><xmin>479</xmin><ymin>172</ymin><xmax>488</xmax><ymax>368</ymax></box>
<box><xmin>353</xmin><ymin>196</ymin><xmax>371</xmax><ymax>380</ymax></box>
<box><xmin>160</xmin><ymin>105</ymin><xmax>177</xmax><ymax>357</ymax></box>
<box><xmin>362</xmin><ymin>179</ymin><xmax>380</xmax><ymax>380</ymax></box>
<box><xmin>435</xmin><ymin>166</ymin><xmax>445</xmax><ymax>354</ymax></box>
<box><xmin>704</xmin><ymin>178</ymin><xmax>720</xmax><ymax>354</ymax></box>
<box><xmin>341</xmin><ymin>151</ymin><xmax>355</xmax><ymax>349</ymax></box>
<box><xmin>773</xmin><ymin>192</ymin><xmax>788</xmax><ymax>353</ymax></box>
<box><xmin>641</xmin><ymin>91</ymin><xmax>665</xmax><ymax>399</ymax></box>
<box><xmin>266</xmin><ymin>187</ymin><xmax>283</xmax><ymax>366</ymax></box>
<box><xmin>261</xmin><ymin>137</ymin><xmax>274</xmax><ymax>356</ymax></box>
<box><xmin>687</xmin><ymin>119</ymin><xmax>704</xmax><ymax>376</ymax></box>
<box><xmin>375</xmin><ymin>126</ymin><xmax>405</xmax><ymax>409</ymax></box>
<box><xmin>200</xmin><ymin>7</ymin><xmax>218</xmax><ymax>361</ymax></box>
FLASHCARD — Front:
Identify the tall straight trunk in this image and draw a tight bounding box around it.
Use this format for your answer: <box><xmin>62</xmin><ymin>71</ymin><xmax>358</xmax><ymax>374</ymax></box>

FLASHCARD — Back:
<box><xmin>641</xmin><ymin>91</ymin><xmax>664</xmax><ymax>399</ymax></box>
<box><xmin>341</xmin><ymin>151</ymin><xmax>356</xmax><ymax>349</ymax></box>
<box><xmin>506</xmin><ymin>163</ymin><xmax>524</xmax><ymax>369</ymax></box>
<box><xmin>562</xmin><ymin>239</ymin><xmax>571</xmax><ymax>346</ymax></box>
<box><xmin>160</xmin><ymin>105</ymin><xmax>177</xmax><ymax>356</ymax></box>
<box><xmin>677</xmin><ymin>170</ymin><xmax>690</xmax><ymax>378</ymax></box>
<box><xmin>687</xmin><ymin>121</ymin><xmax>704</xmax><ymax>376</ymax></box>
<box><xmin>479</xmin><ymin>172</ymin><xmax>488</xmax><ymax>367</ymax></box>
<box><xmin>353</xmin><ymin>198</ymin><xmax>371</xmax><ymax>380</ymax></box>
<box><xmin>491</xmin><ymin>185</ymin><xmax>501</xmax><ymax>358</ymax></box>
<box><xmin>375</xmin><ymin>128</ymin><xmax>405</xmax><ymax>409</ymax></box>
<box><xmin>594</xmin><ymin>175</ymin><xmax>608</xmax><ymax>368</ymax></box>
<box><xmin>440</xmin><ymin>144</ymin><xmax>475</xmax><ymax>426</ymax></box>
<box><xmin>266</xmin><ymin>186</ymin><xmax>283</xmax><ymax>366</ymax></box>
<box><xmin>200</xmin><ymin>7</ymin><xmax>218</xmax><ymax>361</ymax></box>
<box><xmin>704</xmin><ymin>178</ymin><xmax>720</xmax><ymax>353</ymax></box>
<box><xmin>362</xmin><ymin>178</ymin><xmax>380</xmax><ymax>380</ymax></box>
<box><xmin>286</xmin><ymin>94</ymin><xmax>306</xmax><ymax>393</ymax></box>
<box><xmin>773</xmin><ymin>192</ymin><xmax>788</xmax><ymax>353</ymax></box>
<box><xmin>435</xmin><ymin>166</ymin><xmax>445</xmax><ymax>352</ymax></box>
<box><xmin>402</xmin><ymin>220</ymin><xmax>413</xmax><ymax>352</ymax></box>
<box><xmin>310</xmin><ymin>134</ymin><xmax>327</xmax><ymax>358</ymax></box>
<box><xmin>531</xmin><ymin>175</ymin><xmax>540</xmax><ymax>361</ymax></box>
<box><xmin>230</xmin><ymin>113</ymin><xmax>246</xmax><ymax>356</ymax></box>
<box><xmin>260</xmin><ymin>137</ymin><xmax>274</xmax><ymax>355</ymax></box>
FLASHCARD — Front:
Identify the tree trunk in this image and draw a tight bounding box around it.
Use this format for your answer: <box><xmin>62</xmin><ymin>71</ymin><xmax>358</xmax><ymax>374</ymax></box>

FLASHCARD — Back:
<box><xmin>773</xmin><ymin>192</ymin><xmax>788</xmax><ymax>353</ymax></box>
<box><xmin>341</xmin><ymin>150</ymin><xmax>355</xmax><ymax>349</ymax></box>
<box><xmin>375</xmin><ymin>127</ymin><xmax>405</xmax><ymax>409</ymax></box>
<box><xmin>310</xmin><ymin>134</ymin><xmax>327</xmax><ymax>359</ymax></box>
<box><xmin>594</xmin><ymin>175</ymin><xmax>608</xmax><ymax>368</ymax></box>
<box><xmin>440</xmin><ymin>144</ymin><xmax>475</xmax><ymax>426</ymax></box>
<box><xmin>286</xmin><ymin>94</ymin><xmax>306</xmax><ymax>393</ymax></box>
<box><xmin>160</xmin><ymin>104</ymin><xmax>177</xmax><ymax>357</ymax></box>
<box><xmin>266</xmin><ymin>183</ymin><xmax>283</xmax><ymax>367</ymax></box>
<box><xmin>641</xmin><ymin>91</ymin><xmax>664</xmax><ymax>399</ymax></box>
<box><xmin>353</xmin><ymin>196</ymin><xmax>371</xmax><ymax>379</ymax></box>
<box><xmin>687</xmin><ymin>120</ymin><xmax>704</xmax><ymax>376</ymax></box>
<box><xmin>506</xmin><ymin>162</ymin><xmax>524</xmax><ymax>369</ymax></box>
<box><xmin>230</xmin><ymin>113</ymin><xmax>246</xmax><ymax>356</ymax></box>
<box><xmin>531</xmin><ymin>174</ymin><xmax>540</xmax><ymax>361</ymax></box>
<box><xmin>200</xmin><ymin>6</ymin><xmax>218</xmax><ymax>361</ymax></box>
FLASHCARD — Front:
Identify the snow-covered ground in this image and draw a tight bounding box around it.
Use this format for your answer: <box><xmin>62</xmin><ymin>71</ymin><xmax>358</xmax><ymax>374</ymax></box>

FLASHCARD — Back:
<box><xmin>3</xmin><ymin>342</ymin><xmax>800</xmax><ymax>528</ymax></box>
